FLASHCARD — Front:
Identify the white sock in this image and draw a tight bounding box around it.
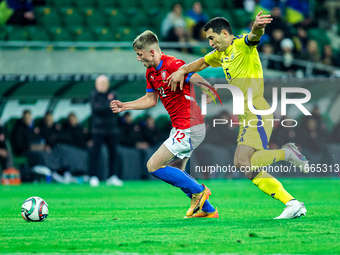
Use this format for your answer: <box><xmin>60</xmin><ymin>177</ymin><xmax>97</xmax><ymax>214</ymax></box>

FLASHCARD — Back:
<box><xmin>286</xmin><ymin>199</ymin><xmax>299</xmax><ymax>206</ymax></box>
<box><xmin>283</xmin><ymin>148</ymin><xmax>291</xmax><ymax>161</ymax></box>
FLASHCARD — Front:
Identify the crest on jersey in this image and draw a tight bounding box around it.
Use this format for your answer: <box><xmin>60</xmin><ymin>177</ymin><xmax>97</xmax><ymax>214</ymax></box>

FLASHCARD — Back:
<box><xmin>161</xmin><ymin>70</ymin><xmax>168</xmax><ymax>80</ymax></box>
<box><xmin>224</xmin><ymin>53</ymin><xmax>234</xmax><ymax>62</ymax></box>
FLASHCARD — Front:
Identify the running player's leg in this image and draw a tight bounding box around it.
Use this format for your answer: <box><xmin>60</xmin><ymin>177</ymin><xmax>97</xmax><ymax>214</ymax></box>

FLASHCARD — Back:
<box><xmin>235</xmin><ymin>117</ymin><xmax>307</xmax><ymax>218</ymax></box>
<box><xmin>235</xmin><ymin>144</ymin><xmax>295</xmax><ymax>205</ymax></box>
<box><xmin>169</xmin><ymin>158</ymin><xmax>216</xmax><ymax>214</ymax></box>
<box><xmin>147</xmin><ymin>144</ymin><xmax>211</xmax><ymax>216</ymax></box>
<box><xmin>235</xmin><ymin>104</ymin><xmax>295</xmax><ymax>204</ymax></box>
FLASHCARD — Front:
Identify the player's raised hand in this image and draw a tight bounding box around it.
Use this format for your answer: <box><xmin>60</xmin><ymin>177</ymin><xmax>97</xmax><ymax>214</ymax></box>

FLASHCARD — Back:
<box><xmin>253</xmin><ymin>11</ymin><xmax>273</xmax><ymax>31</ymax></box>
<box><xmin>167</xmin><ymin>70</ymin><xmax>185</xmax><ymax>91</ymax></box>
<box><xmin>110</xmin><ymin>100</ymin><xmax>125</xmax><ymax>113</ymax></box>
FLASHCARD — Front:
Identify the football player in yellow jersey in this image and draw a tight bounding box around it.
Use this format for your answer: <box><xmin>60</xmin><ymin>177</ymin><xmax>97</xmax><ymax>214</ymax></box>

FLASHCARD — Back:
<box><xmin>168</xmin><ymin>12</ymin><xmax>309</xmax><ymax>219</ymax></box>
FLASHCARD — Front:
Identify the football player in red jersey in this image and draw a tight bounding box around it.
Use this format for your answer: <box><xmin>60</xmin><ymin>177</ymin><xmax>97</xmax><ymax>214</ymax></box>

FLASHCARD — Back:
<box><xmin>111</xmin><ymin>30</ymin><xmax>218</xmax><ymax>218</ymax></box>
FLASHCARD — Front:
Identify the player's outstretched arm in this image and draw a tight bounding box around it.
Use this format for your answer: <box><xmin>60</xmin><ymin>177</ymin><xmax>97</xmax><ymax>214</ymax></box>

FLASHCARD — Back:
<box><xmin>110</xmin><ymin>92</ymin><xmax>158</xmax><ymax>113</ymax></box>
<box><xmin>248</xmin><ymin>11</ymin><xmax>272</xmax><ymax>42</ymax></box>
<box><xmin>167</xmin><ymin>57</ymin><xmax>210</xmax><ymax>91</ymax></box>
<box><xmin>189</xmin><ymin>73</ymin><xmax>216</xmax><ymax>104</ymax></box>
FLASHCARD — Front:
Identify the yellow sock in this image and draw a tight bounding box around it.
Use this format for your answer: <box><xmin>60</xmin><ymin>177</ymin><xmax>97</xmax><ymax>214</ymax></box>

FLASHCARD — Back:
<box><xmin>252</xmin><ymin>170</ymin><xmax>294</xmax><ymax>204</ymax></box>
<box><xmin>251</xmin><ymin>149</ymin><xmax>285</xmax><ymax>169</ymax></box>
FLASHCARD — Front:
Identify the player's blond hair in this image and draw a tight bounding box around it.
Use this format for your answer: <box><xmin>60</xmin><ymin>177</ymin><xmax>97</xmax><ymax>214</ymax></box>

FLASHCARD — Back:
<box><xmin>133</xmin><ymin>30</ymin><xmax>160</xmax><ymax>52</ymax></box>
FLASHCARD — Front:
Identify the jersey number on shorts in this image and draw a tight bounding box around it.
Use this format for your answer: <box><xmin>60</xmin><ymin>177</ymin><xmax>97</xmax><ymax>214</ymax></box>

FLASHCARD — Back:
<box><xmin>174</xmin><ymin>131</ymin><xmax>185</xmax><ymax>143</ymax></box>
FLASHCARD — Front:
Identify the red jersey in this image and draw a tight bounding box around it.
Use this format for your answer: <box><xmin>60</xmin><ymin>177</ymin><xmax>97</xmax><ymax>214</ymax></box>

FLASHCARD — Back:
<box><xmin>146</xmin><ymin>54</ymin><xmax>204</xmax><ymax>129</ymax></box>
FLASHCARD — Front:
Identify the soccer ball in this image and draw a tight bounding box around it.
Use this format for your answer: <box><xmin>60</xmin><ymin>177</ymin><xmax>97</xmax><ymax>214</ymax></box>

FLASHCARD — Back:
<box><xmin>21</xmin><ymin>196</ymin><xmax>49</xmax><ymax>222</ymax></box>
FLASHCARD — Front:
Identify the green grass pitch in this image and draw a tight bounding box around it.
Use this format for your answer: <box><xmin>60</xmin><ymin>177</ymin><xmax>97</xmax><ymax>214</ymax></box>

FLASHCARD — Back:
<box><xmin>1</xmin><ymin>178</ymin><xmax>340</xmax><ymax>254</ymax></box>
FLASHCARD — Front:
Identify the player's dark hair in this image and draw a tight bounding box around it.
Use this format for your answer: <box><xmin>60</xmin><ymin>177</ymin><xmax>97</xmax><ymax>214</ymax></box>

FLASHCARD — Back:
<box><xmin>203</xmin><ymin>17</ymin><xmax>233</xmax><ymax>35</ymax></box>
<box><xmin>133</xmin><ymin>30</ymin><xmax>160</xmax><ymax>51</ymax></box>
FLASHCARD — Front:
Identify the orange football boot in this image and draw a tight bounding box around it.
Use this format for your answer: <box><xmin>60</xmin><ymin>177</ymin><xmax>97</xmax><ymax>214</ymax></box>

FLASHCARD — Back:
<box><xmin>186</xmin><ymin>184</ymin><xmax>211</xmax><ymax>217</ymax></box>
<box><xmin>185</xmin><ymin>207</ymin><xmax>219</xmax><ymax>218</ymax></box>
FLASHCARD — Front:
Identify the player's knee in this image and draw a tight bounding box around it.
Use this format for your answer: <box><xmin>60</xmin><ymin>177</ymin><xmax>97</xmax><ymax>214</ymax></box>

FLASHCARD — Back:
<box><xmin>234</xmin><ymin>157</ymin><xmax>250</xmax><ymax>169</ymax></box>
<box><xmin>234</xmin><ymin>157</ymin><xmax>254</xmax><ymax>179</ymax></box>
<box><xmin>146</xmin><ymin>159</ymin><xmax>158</xmax><ymax>173</ymax></box>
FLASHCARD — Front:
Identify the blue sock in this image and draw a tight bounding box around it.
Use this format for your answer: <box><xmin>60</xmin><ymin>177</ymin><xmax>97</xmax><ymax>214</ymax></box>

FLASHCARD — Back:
<box><xmin>150</xmin><ymin>166</ymin><xmax>204</xmax><ymax>194</ymax></box>
<box><xmin>181</xmin><ymin>171</ymin><xmax>215</xmax><ymax>212</ymax></box>
<box><xmin>180</xmin><ymin>186</ymin><xmax>215</xmax><ymax>213</ymax></box>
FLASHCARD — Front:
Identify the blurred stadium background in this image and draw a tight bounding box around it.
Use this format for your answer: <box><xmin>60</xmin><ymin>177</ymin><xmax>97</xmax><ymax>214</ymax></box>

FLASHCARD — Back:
<box><xmin>0</xmin><ymin>0</ymin><xmax>340</xmax><ymax>184</ymax></box>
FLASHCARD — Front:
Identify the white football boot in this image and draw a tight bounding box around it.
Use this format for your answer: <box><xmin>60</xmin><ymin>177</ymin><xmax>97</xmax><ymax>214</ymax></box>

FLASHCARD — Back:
<box><xmin>89</xmin><ymin>176</ymin><xmax>100</xmax><ymax>187</ymax></box>
<box><xmin>282</xmin><ymin>143</ymin><xmax>309</xmax><ymax>173</ymax></box>
<box><xmin>106</xmin><ymin>175</ymin><xmax>124</xmax><ymax>186</ymax></box>
<box><xmin>274</xmin><ymin>200</ymin><xmax>307</xmax><ymax>219</ymax></box>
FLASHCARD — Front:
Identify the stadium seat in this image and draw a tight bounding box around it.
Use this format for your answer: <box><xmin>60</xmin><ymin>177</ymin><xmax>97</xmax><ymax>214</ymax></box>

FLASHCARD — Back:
<box><xmin>83</xmin><ymin>8</ymin><xmax>107</xmax><ymax>27</ymax></box>
<box><xmin>124</xmin><ymin>7</ymin><xmax>138</xmax><ymax>26</ymax></box>
<box><xmin>71</xmin><ymin>27</ymin><xmax>95</xmax><ymax>41</ymax></box>
<box><xmin>52</xmin><ymin>0</ymin><xmax>73</xmax><ymax>7</ymax></box>
<box><xmin>93</xmin><ymin>27</ymin><xmax>117</xmax><ymax>42</ymax></box>
<box><xmin>105</xmin><ymin>8</ymin><xmax>127</xmax><ymax>27</ymax></box>
<box><xmin>207</xmin><ymin>9</ymin><xmax>234</xmax><ymax>25</ymax></box>
<box><xmin>97</xmin><ymin>0</ymin><xmax>119</xmax><ymax>8</ymax></box>
<box><xmin>222</xmin><ymin>0</ymin><xmax>235</xmax><ymax>9</ymax></box>
<box><xmin>6</xmin><ymin>27</ymin><xmax>29</xmax><ymax>41</ymax></box>
<box><xmin>115</xmin><ymin>27</ymin><xmax>137</xmax><ymax>41</ymax></box>
<box><xmin>181</xmin><ymin>0</ymin><xmax>196</xmax><ymax>10</ymax></box>
<box><xmin>139</xmin><ymin>0</ymin><xmax>162</xmax><ymax>9</ymax></box>
<box><xmin>146</xmin><ymin>7</ymin><xmax>161</xmax><ymax>20</ymax></box>
<box><xmin>135</xmin><ymin>26</ymin><xmax>152</xmax><ymax>36</ymax></box>
<box><xmin>119</xmin><ymin>0</ymin><xmax>138</xmax><ymax>9</ymax></box>
<box><xmin>50</xmin><ymin>27</ymin><xmax>73</xmax><ymax>41</ymax></box>
<box><xmin>129</xmin><ymin>12</ymin><xmax>148</xmax><ymax>27</ymax></box>
<box><xmin>44</xmin><ymin>0</ymin><xmax>53</xmax><ymax>6</ymax></box>
<box><xmin>232</xmin><ymin>9</ymin><xmax>251</xmax><ymax>29</ymax></box>
<box><xmin>34</xmin><ymin>6</ymin><xmax>46</xmax><ymax>18</ymax></box>
<box><xmin>0</xmin><ymin>28</ymin><xmax>6</xmax><ymax>41</ymax></box>
<box><xmin>145</xmin><ymin>8</ymin><xmax>165</xmax><ymax>28</ymax></box>
<box><xmin>37</xmin><ymin>7</ymin><xmax>63</xmax><ymax>27</ymax></box>
<box><xmin>28</xmin><ymin>27</ymin><xmax>51</xmax><ymax>41</ymax></box>
<box><xmin>60</xmin><ymin>7</ymin><xmax>85</xmax><ymax>27</ymax></box>
<box><xmin>73</xmin><ymin>0</ymin><xmax>95</xmax><ymax>7</ymax></box>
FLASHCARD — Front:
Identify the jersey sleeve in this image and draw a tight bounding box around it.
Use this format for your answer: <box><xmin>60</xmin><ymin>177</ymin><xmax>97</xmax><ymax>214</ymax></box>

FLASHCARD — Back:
<box><xmin>168</xmin><ymin>58</ymin><xmax>194</xmax><ymax>83</ymax></box>
<box><xmin>145</xmin><ymin>72</ymin><xmax>155</xmax><ymax>93</ymax></box>
<box><xmin>204</xmin><ymin>50</ymin><xmax>222</xmax><ymax>67</ymax></box>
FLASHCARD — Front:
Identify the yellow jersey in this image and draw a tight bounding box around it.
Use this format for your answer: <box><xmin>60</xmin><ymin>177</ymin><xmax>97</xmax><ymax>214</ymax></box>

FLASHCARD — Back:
<box><xmin>204</xmin><ymin>34</ymin><xmax>264</xmax><ymax>101</ymax></box>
